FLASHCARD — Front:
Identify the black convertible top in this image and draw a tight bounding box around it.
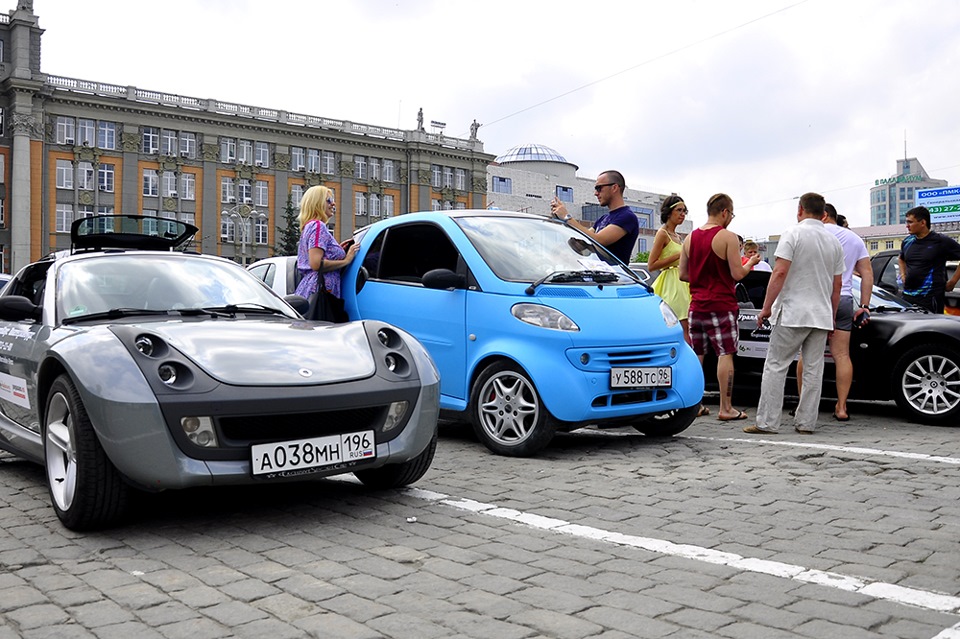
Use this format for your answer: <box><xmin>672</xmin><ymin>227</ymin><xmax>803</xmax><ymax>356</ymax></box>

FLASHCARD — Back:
<box><xmin>71</xmin><ymin>215</ymin><xmax>198</xmax><ymax>252</ymax></box>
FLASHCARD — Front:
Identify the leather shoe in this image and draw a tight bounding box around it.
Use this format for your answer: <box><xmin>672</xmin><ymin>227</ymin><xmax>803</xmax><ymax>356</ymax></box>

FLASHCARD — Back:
<box><xmin>743</xmin><ymin>425</ymin><xmax>777</xmax><ymax>434</ymax></box>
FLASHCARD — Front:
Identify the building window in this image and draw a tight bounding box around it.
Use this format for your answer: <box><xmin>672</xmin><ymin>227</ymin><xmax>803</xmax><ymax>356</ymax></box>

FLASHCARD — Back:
<box><xmin>290</xmin><ymin>147</ymin><xmax>305</xmax><ymax>171</ymax></box>
<box><xmin>180</xmin><ymin>173</ymin><xmax>196</xmax><ymax>200</ymax></box>
<box><xmin>290</xmin><ymin>185</ymin><xmax>305</xmax><ymax>207</ymax></box>
<box><xmin>255</xmin><ymin>218</ymin><xmax>268</xmax><ymax>245</ymax></box>
<box><xmin>142</xmin><ymin>127</ymin><xmax>159</xmax><ymax>154</ymax></box>
<box><xmin>322</xmin><ymin>151</ymin><xmax>336</xmax><ymax>175</ymax></box>
<box><xmin>221</xmin><ymin>177</ymin><xmax>236</xmax><ymax>203</ymax></box>
<box><xmin>255</xmin><ymin>180</ymin><xmax>269</xmax><ymax>207</ymax></box>
<box><xmin>77</xmin><ymin>119</ymin><xmax>95</xmax><ymax>146</ymax></box>
<box><xmin>383</xmin><ymin>159</ymin><xmax>395</xmax><ymax>183</ymax></box>
<box><xmin>56</xmin><ymin>204</ymin><xmax>73</xmax><ymax>232</ymax></box>
<box><xmin>143</xmin><ymin>170</ymin><xmax>159</xmax><ymax>197</ymax></box>
<box><xmin>238</xmin><ymin>140</ymin><xmax>253</xmax><ymax>165</ymax></box>
<box><xmin>443</xmin><ymin>167</ymin><xmax>453</xmax><ymax>188</ymax></box>
<box><xmin>98</xmin><ymin>122</ymin><xmax>117</xmax><ymax>150</ymax></box>
<box><xmin>455</xmin><ymin>169</ymin><xmax>466</xmax><ymax>191</ymax></box>
<box><xmin>56</xmin><ymin>160</ymin><xmax>74</xmax><ymax>189</ymax></box>
<box><xmin>221</xmin><ymin>138</ymin><xmax>237</xmax><ymax>163</ymax></box>
<box><xmin>493</xmin><ymin>176</ymin><xmax>512</xmax><ymax>194</ymax></box>
<box><xmin>370</xmin><ymin>158</ymin><xmax>381</xmax><ymax>181</ymax></box>
<box><xmin>163</xmin><ymin>171</ymin><xmax>178</xmax><ymax>197</ymax></box>
<box><xmin>431</xmin><ymin>199</ymin><xmax>441</xmax><ymax>211</ymax></box>
<box><xmin>220</xmin><ymin>216</ymin><xmax>236</xmax><ymax>242</ymax></box>
<box><xmin>78</xmin><ymin>162</ymin><xmax>95</xmax><ymax>190</ymax></box>
<box><xmin>870</xmin><ymin>241</ymin><xmax>878</xmax><ymax>251</ymax></box>
<box><xmin>370</xmin><ymin>194</ymin><xmax>380</xmax><ymax>218</ymax></box>
<box><xmin>238</xmin><ymin>179</ymin><xmax>252</xmax><ymax>204</ymax></box>
<box><xmin>255</xmin><ymin>141</ymin><xmax>269</xmax><ymax>167</ymax></box>
<box><xmin>161</xmin><ymin>130</ymin><xmax>178</xmax><ymax>156</ymax></box>
<box><xmin>305</xmin><ymin>149</ymin><xmax>320</xmax><ymax>173</ymax></box>
<box><xmin>455</xmin><ymin>202</ymin><xmax>466</xmax><ymax>210</ymax></box>
<box><xmin>180</xmin><ymin>132</ymin><xmax>197</xmax><ymax>158</ymax></box>
<box><xmin>355</xmin><ymin>156</ymin><xmax>367</xmax><ymax>180</ymax></box>
<box><xmin>56</xmin><ymin>117</ymin><xmax>75</xmax><ymax>144</ymax></box>
<box><xmin>556</xmin><ymin>186</ymin><xmax>574</xmax><ymax>202</ymax></box>
<box><xmin>885</xmin><ymin>240</ymin><xmax>895</xmax><ymax>250</ymax></box>
<box><xmin>355</xmin><ymin>192</ymin><xmax>366</xmax><ymax>216</ymax></box>
<box><xmin>431</xmin><ymin>165</ymin><xmax>442</xmax><ymax>188</ymax></box>
<box><xmin>383</xmin><ymin>194</ymin><xmax>394</xmax><ymax>218</ymax></box>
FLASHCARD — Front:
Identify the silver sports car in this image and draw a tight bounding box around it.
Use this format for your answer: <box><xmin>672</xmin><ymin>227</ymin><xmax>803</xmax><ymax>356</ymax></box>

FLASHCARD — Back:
<box><xmin>0</xmin><ymin>216</ymin><xmax>439</xmax><ymax>530</ymax></box>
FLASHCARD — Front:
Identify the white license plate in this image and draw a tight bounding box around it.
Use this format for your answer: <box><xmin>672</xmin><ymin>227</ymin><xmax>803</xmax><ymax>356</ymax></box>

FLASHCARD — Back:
<box><xmin>610</xmin><ymin>367</ymin><xmax>672</xmax><ymax>388</ymax></box>
<box><xmin>251</xmin><ymin>430</ymin><xmax>376</xmax><ymax>476</ymax></box>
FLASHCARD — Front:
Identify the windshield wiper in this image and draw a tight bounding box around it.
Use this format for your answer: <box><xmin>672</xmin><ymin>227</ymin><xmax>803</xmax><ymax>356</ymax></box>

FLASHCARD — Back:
<box><xmin>525</xmin><ymin>270</ymin><xmax>619</xmax><ymax>295</ymax></box>
<box><xmin>190</xmin><ymin>303</ymin><xmax>288</xmax><ymax>317</ymax></box>
<box><xmin>61</xmin><ymin>308</ymin><xmax>173</xmax><ymax>324</ymax></box>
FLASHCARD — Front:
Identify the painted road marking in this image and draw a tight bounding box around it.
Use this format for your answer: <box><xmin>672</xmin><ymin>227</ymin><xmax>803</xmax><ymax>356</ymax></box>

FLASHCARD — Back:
<box><xmin>682</xmin><ymin>435</ymin><xmax>960</xmax><ymax>465</ymax></box>
<box><xmin>404</xmin><ymin>487</ymin><xmax>960</xmax><ymax>618</ymax></box>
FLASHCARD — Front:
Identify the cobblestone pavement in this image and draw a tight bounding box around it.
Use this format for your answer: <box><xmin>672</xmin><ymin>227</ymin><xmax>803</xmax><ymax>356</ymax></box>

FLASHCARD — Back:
<box><xmin>2</xmin><ymin>399</ymin><xmax>960</xmax><ymax>638</ymax></box>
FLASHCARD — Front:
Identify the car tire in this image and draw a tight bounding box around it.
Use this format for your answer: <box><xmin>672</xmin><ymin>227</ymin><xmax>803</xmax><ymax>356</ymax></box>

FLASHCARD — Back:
<box><xmin>44</xmin><ymin>374</ymin><xmax>128</xmax><ymax>530</ymax></box>
<box><xmin>632</xmin><ymin>404</ymin><xmax>699</xmax><ymax>437</ymax></box>
<box><xmin>354</xmin><ymin>433</ymin><xmax>437</xmax><ymax>489</ymax></box>
<box><xmin>892</xmin><ymin>344</ymin><xmax>960</xmax><ymax>424</ymax></box>
<box><xmin>470</xmin><ymin>361</ymin><xmax>557</xmax><ymax>457</ymax></box>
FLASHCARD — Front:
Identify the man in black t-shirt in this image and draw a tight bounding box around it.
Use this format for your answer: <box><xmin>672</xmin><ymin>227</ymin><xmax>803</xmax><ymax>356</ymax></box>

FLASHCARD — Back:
<box><xmin>898</xmin><ymin>206</ymin><xmax>960</xmax><ymax>313</ymax></box>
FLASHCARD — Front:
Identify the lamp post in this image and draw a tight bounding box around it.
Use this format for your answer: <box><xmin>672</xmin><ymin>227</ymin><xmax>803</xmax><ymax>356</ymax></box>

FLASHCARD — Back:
<box><xmin>221</xmin><ymin>203</ymin><xmax>266</xmax><ymax>265</ymax></box>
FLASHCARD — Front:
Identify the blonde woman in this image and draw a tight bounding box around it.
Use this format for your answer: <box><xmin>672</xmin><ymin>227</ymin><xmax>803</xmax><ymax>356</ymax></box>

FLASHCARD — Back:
<box><xmin>648</xmin><ymin>195</ymin><xmax>692</xmax><ymax>345</ymax></box>
<box><xmin>294</xmin><ymin>185</ymin><xmax>359</xmax><ymax>321</ymax></box>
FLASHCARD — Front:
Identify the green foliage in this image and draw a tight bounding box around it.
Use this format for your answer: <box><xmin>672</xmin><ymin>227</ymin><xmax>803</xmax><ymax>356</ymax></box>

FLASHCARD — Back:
<box><xmin>276</xmin><ymin>194</ymin><xmax>300</xmax><ymax>256</ymax></box>
<box><xmin>633</xmin><ymin>251</ymin><xmax>650</xmax><ymax>264</ymax></box>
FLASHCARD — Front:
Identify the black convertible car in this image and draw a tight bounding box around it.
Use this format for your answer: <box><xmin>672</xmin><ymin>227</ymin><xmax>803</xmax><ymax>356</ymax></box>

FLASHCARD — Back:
<box><xmin>728</xmin><ymin>270</ymin><xmax>960</xmax><ymax>424</ymax></box>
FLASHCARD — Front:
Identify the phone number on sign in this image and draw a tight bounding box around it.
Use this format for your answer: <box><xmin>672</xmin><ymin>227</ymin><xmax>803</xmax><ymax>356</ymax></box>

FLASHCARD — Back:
<box><xmin>610</xmin><ymin>366</ymin><xmax>672</xmax><ymax>389</ymax></box>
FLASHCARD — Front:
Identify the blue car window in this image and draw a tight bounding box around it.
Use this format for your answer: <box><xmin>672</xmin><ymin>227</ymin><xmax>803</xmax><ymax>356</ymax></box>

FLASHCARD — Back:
<box><xmin>375</xmin><ymin>224</ymin><xmax>459</xmax><ymax>283</ymax></box>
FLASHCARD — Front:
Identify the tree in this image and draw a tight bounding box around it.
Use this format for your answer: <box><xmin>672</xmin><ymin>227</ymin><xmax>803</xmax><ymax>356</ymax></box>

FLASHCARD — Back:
<box><xmin>276</xmin><ymin>194</ymin><xmax>300</xmax><ymax>255</ymax></box>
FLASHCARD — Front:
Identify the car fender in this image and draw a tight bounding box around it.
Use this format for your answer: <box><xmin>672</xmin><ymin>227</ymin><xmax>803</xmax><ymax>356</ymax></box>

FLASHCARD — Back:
<box><xmin>46</xmin><ymin>329</ymin><xmax>211</xmax><ymax>487</ymax></box>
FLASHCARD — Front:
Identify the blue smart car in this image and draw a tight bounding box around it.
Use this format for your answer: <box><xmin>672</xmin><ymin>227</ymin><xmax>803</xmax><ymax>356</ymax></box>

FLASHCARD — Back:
<box><xmin>251</xmin><ymin>210</ymin><xmax>704</xmax><ymax>456</ymax></box>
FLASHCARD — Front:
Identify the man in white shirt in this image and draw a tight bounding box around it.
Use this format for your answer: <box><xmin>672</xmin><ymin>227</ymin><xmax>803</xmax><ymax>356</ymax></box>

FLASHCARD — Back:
<box><xmin>796</xmin><ymin>203</ymin><xmax>872</xmax><ymax>421</ymax></box>
<box><xmin>743</xmin><ymin>193</ymin><xmax>844</xmax><ymax>434</ymax></box>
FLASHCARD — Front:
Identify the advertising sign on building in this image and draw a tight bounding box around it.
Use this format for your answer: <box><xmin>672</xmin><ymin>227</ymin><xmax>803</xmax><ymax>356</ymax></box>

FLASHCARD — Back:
<box><xmin>916</xmin><ymin>186</ymin><xmax>960</xmax><ymax>224</ymax></box>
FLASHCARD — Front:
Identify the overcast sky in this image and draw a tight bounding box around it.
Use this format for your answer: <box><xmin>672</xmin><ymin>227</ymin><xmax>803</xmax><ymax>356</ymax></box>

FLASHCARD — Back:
<box><xmin>34</xmin><ymin>0</ymin><xmax>960</xmax><ymax>239</ymax></box>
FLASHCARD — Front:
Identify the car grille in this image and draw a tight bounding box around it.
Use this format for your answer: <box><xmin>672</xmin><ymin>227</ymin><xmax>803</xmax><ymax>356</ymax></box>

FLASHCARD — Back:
<box><xmin>568</xmin><ymin>344</ymin><xmax>677</xmax><ymax>371</ymax></box>
<box><xmin>219</xmin><ymin>406</ymin><xmax>388</xmax><ymax>447</ymax></box>
<box><xmin>592</xmin><ymin>389</ymin><xmax>669</xmax><ymax>407</ymax></box>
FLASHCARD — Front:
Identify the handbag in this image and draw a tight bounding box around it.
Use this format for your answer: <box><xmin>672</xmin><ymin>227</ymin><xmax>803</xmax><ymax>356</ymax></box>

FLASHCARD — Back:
<box><xmin>305</xmin><ymin>222</ymin><xmax>345</xmax><ymax>322</ymax></box>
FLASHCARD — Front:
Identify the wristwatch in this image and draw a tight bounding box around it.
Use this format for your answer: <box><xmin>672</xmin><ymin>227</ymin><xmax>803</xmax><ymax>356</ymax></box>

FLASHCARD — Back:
<box><xmin>859</xmin><ymin>304</ymin><xmax>870</xmax><ymax>309</ymax></box>
<box><xmin>563</xmin><ymin>214</ymin><xmax>573</xmax><ymax>221</ymax></box>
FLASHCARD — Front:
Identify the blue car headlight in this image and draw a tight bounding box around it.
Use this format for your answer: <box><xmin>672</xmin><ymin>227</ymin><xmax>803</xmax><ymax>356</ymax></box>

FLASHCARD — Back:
<box><xmin>660</xmin><ymin>301</ymin><xmax>679</xmax><ymax>328</ymax></box>
<box><xmin>511</xmin><ymin>303</ymin><xmax>579</xmax><ymax>331</ymax></box>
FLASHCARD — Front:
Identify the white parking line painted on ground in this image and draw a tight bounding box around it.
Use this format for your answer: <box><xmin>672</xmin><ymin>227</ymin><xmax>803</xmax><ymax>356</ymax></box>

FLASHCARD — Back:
<box><xmin>403</xmin><ymin>487</ymin><xmax>960</xmax><ymax>617</ymax></box>
<box><xmin>681</xmin><ymin>435</ymin><xmax>960</xmax><ymax>465</ymax></box>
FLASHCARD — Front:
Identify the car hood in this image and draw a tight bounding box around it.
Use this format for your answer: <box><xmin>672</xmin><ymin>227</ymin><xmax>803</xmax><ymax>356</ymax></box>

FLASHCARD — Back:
<box><xmin>139</xmin><ymin>319</ymin><xmax>376</xmax><ymax>385</ymax></box>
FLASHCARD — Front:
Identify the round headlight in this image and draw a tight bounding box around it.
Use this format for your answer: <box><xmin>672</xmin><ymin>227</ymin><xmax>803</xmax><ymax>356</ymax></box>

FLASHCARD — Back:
<box><xmin>385</xmin><ymin>354</ymin><xmax>398</xmax><ymax>372</ymax></box>
<box><xmin>182</xmin><ymin>416</ymin><xmax>200</xmax><ymax>433</ymax></box>
<box><xmin>158</xmin><ymin>363</ymin><xmax>178</xmax><ymax>385</ymax></box>
<box><xmin>135</xmin><ymin>335</ymin><xmax>155</xmax><ymax>357</ymax></box>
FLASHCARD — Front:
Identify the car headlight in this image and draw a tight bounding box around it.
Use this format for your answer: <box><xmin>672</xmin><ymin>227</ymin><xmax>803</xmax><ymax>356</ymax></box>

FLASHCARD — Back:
<box><xmin>660</xmin><ymin>300</ymin><xmax>679</xmax><ymax>328</ymax></box>
<box><xmin>511</xmin><ymin>304</ymin><xmax>579</xmax><ymax>331</ymax></box>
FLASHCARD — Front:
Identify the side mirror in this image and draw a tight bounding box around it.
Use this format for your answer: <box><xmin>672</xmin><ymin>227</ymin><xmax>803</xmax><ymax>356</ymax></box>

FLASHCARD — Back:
<box><xmin>0</xmin><ymin>296</ymin><xmax>41</xmax><ymax>322</ymax></box>
<box><xmin>283</xmin><ymin>294</ymin><xmax>310</xmax><ymax>315</ymax></box>
<box><xmin>422</xmin><ymin>268</ymin><xmax>466</xmax><ymax>290</ymax></box>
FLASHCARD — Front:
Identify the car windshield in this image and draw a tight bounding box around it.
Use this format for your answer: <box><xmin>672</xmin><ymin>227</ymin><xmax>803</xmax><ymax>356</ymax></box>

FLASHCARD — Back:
<box><xmin>455</xmin><ymin>216</ymin><xmax>635</xmax><ymax>283</ymax></box>
<box><xmin>852</xmin><ymin>274</ymin><xmax>913</xmax><ymax>310</ymax></box>
<box><xmin>56</xmin><ymin>254</ymin><xmax>298</xmax><ymax>322</ymax></box>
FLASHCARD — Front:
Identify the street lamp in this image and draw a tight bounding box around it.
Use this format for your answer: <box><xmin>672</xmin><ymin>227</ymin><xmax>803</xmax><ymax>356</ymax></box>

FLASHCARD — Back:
<box><xmin>221</xmin><ymin>203</ymin><xmax>266</xmax><ymax>265</ymax></box>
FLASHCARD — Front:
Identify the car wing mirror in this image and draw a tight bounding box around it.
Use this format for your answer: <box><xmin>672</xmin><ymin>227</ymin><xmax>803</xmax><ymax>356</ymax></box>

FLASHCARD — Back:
<box><xmin>0</xmin><ymin>295</ymin><xmax>41</xmax><ymax>322</ymax></box>
<box><xmin>283</xmin><ymin>294</ymin><xmax>310</xmax><ymax>315</ymax></box>
<box><xmin>422</xmin><ymin>268</ymin><xmax>466</xmax><ymax>290</ymax></box>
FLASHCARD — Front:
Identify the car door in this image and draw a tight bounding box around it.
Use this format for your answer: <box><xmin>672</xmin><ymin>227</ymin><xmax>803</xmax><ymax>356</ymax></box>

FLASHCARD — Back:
<box><xmin>0</xmin><ymin>263</ymin><xmax>51</xmax><ymax>435</ymax></box>
<box><xmin>871</xmin><ymin>252</ymin><xmax>900</xmax><ymax>295</ymax></box>
<box><xmin>350</xmin><ymin>223</ymin><xmax>469</xmax><ymax>402</ymax></box>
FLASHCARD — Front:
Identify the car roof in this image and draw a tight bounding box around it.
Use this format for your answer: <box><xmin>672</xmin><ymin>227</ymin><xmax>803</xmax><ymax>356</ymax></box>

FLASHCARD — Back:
<box><xmin>71</xmin><ymin>215</ymin><xmax>198</xmax><ymax>252</ymax></box>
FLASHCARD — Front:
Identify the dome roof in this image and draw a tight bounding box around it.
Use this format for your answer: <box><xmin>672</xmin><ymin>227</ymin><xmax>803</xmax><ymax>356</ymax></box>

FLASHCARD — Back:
<box><xmin>494</xmin><ymin>143</ymin><xmax>576</xmax><ymax>168</ymax></box>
